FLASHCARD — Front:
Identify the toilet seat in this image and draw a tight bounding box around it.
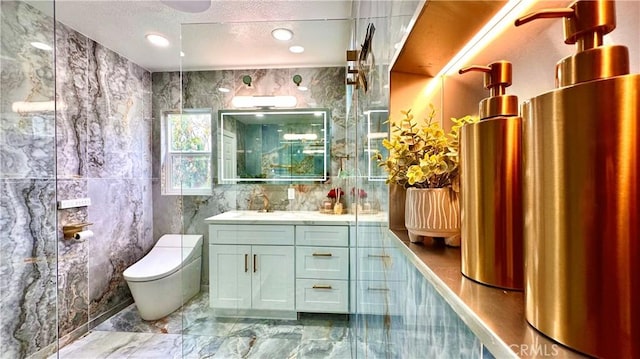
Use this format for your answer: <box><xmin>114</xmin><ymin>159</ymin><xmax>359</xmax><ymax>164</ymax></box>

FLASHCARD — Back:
<box><xmin>123</xmin><ymin>234</ymin><xmax>203</xmax><ymax>282</ymax></box>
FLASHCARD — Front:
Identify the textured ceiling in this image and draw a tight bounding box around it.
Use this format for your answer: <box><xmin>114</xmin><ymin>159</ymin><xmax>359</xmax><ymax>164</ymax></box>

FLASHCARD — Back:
<box><xmin>34</xmin><ymin>0</ymin><xmax>353</xmax><ymax>72</ymax></box>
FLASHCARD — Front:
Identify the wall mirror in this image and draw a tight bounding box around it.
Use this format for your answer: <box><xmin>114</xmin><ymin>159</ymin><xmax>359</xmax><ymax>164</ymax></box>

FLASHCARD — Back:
<box><xmin>218</xmin><ymin>108</ymin><xmax>330</xmax><ymax>183</ymax></box>
<box><xmin>366</xmin><ymin>108</ymin><xmax>389</xmax><ymax>181</ymax></box>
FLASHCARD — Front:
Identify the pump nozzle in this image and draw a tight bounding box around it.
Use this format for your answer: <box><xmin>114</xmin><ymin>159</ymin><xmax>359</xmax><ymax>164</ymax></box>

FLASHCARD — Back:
<box><xmin>459</xmin><ymin>61</ymin><xmax>518</xmax><ymax>119</ymax></box>
<box><xmin>515</xmin><ymin>1</ymin><xmax>616</xmax><ymax>50</ymax></box>
<box><xmin>514</xmin><ymin>0</ymin><xmax>627</xmax><ymax>87</ymax></box>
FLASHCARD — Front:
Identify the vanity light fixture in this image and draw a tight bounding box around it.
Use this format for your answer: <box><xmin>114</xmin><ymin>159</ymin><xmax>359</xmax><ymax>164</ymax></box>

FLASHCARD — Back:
<box><xmin>289</xmin><ymin>45</ymin><xmax>305</xmax><ymax>54</ymax></box>
<box><xmin>272</xmin><ymin>28</ymin><xmax>293</xmax><ymax>41</ymax></box>
<box><xmin>302</xmin><ymin>149</ymin><xmax>325</xmax><ymax>154</ymax></box>
<box><xmin>231</xmin><ymin>95</ymin><xmax>297</xmax><ymax>108</ymax></box>
<box><xmin>11</xmin><ymin>100</ymin><xmax>62</xmax><ymax>113</ymax></box>
<box><xmin>145</xmin><ymin>33</ymin><xmax>170</xmax><ymax>47</ymax></box>
<box><xmin>30</xmin><ymin>41</ymin><xmax>52</xmax><ymax>51</ymax></box>
<box><xmin>283</xmin><ymin>133</ymin><xmax>318</xmax><ymax>141</ymax></box>
<box><xmin>218</xmin><ymin>87</ymin><xmax>230</xmax><ymax>93</ymax></box>
<box><xmin>367</xmin><ymin>132</ymin><xmax>388</xmax><ymax>139</ymax></box>
<box><xmin>297</xmin><ymin>86</ymin><xmax>308</xmax><ymax>91</ymax></box>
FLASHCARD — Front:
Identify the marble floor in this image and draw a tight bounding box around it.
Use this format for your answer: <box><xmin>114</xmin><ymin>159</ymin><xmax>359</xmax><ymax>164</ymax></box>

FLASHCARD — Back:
<box><xmin>54</xmin><ymin>292</ymin><xmax>363</xmax><ymax>359</ymax></box>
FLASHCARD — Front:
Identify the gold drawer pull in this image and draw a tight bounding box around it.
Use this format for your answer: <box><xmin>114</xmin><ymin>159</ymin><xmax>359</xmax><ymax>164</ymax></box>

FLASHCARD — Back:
<box><xmin>367</xmin><ymin>287</ymin><xmax>390</xmax><ymax>292</ymax></box>
<box><xmin>368</xmin><ymin>254</ymin><xmax>390</xmax><ymax>258</ymax></box>
<box><xmin>312</xmin><ymin>252</ymin><xmax>333</xmax><ymax>257</ymax></box>
<box><xmin>312</xmin><ymin>284</ymin><xmax>333</xmax><ymax>289</ymax></box>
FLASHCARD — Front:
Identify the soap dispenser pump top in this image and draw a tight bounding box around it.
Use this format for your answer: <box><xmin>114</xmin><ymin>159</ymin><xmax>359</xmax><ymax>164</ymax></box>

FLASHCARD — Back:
<box><xmin>515</xmin><ymin>0</ymin><xmax>629</xmax><ymax>87</ymax></box>
<box><xmin>459</xmin><ymin>61</ymin><xmax>518</xmax><ymax>119</ymax></box>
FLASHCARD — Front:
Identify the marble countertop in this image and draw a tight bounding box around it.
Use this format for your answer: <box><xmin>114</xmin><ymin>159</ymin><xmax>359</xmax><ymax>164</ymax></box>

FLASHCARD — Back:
<box><xmin>388</xmin><ymin>230</ymin><xmax>587</xmax><ymax>359</ymax></box>
<box><xmin>204</xmin><ymin>210</ymin><xmax>388</xmax><ymax>226</ymax></box>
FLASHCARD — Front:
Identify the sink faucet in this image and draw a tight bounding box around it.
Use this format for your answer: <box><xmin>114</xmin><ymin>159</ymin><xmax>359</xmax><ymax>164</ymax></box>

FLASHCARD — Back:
<box><xmin>248</xmin><ymin>189</ymin><xmax>272</xmax><ymax>212</ymax></box>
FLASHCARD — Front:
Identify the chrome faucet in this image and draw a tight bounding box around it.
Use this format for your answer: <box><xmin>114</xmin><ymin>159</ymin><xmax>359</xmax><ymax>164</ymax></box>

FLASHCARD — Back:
<box><xmin>248</xmin><ymin>189</ymin><xmax>272</xmax><ymax>212</ymax></box>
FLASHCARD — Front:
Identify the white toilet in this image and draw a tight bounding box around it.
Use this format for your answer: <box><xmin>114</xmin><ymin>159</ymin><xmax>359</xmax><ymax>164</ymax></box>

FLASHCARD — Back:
<box><xmin>123</xmin><ymin>234</ymin><xmax>203</xmax><ymax>321</ymax></box>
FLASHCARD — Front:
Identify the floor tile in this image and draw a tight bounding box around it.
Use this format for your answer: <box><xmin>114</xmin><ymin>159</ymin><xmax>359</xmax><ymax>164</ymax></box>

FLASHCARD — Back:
<box><xmin>212</xmin><ymin>337</ymin><xmax>301</xmax><ymax>358</ymax></box>
<box><xmin>55</xmin><ymin>331</ymin><xmax>155</xmax><ymax>359</ymax></box>
<box><xmin>296</xmin><ymin>339</ymin><xmax>352</xmax><ymax>359</ymax></box>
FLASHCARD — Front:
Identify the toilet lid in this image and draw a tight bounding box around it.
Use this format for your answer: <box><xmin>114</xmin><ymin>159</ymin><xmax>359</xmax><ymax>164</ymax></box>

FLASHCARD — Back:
<box><xmin>123</xmin><ymin>246</ymin><xmax>197</xmax><ymax>282</ymax></box>
<box><xmin>156</xmin><ymin>234</ymin><xmax>202</xmax><ymax>248</ymax></box>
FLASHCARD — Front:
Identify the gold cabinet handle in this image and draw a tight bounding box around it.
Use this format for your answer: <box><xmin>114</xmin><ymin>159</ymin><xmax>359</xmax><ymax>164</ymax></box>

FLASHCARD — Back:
<box><xmin>368</xmin><ymin>254</ymin><xmax>390</xmax><ymax>258</ymax></box>
<box><xmin>244</xmin><ymin>254</ymin><xmax>248</xmax><ymax>273</ymax></box>
<box><xmin>313</xmin><ymin>284</ymin><xmax>333</xmax><ymax>289</ymax></box>
<box><xmin>367</xmin><ymin>287</ymin><xmax>390</xmax><ymax>292</ymax></box>
<box><xmin>253</xmin><ymin>254</ymin><xmax>257</xmax><ymax>273</ymax></box>
<box><xmin>312</xmin><ymin>253</ymin><xmax>333</xmax><ymax>257</ymax></box>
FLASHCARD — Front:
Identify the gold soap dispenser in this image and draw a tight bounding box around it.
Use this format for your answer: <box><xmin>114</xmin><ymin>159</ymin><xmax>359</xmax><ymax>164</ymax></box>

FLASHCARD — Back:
<box><xmin>515</xmin><ymin>0</ymin><xmax>639</xmax><ymax>357</ymax></box>
<box><xmin>458</xmin><ymin>61</ymin><xmax>523</xmax><ymax>291</ymax></box>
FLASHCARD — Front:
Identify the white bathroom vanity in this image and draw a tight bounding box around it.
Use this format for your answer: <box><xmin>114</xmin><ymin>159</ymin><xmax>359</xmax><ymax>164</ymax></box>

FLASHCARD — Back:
<box><xmin>204</xmin><ymin>210</ymin><xmax>393</xmax><ymax>319</ymax></box>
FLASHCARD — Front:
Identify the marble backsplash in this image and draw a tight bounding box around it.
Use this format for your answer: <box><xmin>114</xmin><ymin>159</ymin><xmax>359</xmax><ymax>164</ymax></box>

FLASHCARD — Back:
<box><xmin>1</xmin><ymin>2</ymin><xmax>153</xmax><ymax>357</ymax></box>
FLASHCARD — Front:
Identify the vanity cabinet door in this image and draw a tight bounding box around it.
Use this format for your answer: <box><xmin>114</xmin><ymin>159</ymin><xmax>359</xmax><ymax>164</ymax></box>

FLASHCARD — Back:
<box><xmin>251</xmin><ymin>245</ymin><xmax>295</xmax><ymax>311</ymax></box>
<box><xmin>210</xmin><ymin>245</ymin><xmax>252</xmax><ymax>310</ymax></box>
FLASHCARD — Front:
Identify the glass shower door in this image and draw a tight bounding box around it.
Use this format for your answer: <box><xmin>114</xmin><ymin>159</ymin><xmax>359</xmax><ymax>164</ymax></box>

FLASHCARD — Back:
<box><xmin>0</xmin><ymin>1</ymin><xmax>58</xmax><ymax>358</ymax></box>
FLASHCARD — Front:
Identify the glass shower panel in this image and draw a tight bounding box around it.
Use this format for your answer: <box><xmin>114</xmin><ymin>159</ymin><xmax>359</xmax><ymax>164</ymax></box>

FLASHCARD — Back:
<box><xmin>350</xmin><ymin>1</ymin><xmax>420</xmax><ymax>357</ymax></box>
<box><xmin>0</xmin><ymin>1</ymin><xmax>58</xmax><ymax>358</ymax></box>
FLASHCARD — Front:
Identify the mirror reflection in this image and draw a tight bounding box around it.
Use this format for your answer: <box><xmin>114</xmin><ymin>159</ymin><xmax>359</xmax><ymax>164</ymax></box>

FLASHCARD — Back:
<box><xmin>219</xmin><ymin>109</ymin><xmax>330</xmax><ymax>183</ymax></box>
<box><xmin>366</xmin><ymin>109</ymin><xmax>389</xmax><ymax>181</ymax></box>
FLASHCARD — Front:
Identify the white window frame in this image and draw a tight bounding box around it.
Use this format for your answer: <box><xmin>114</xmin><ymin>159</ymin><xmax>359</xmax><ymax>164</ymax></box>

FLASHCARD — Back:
<box><xmin>161</xmin><ymin>109</ymin><xmax>213</xmax><ymax>195</ymax></box>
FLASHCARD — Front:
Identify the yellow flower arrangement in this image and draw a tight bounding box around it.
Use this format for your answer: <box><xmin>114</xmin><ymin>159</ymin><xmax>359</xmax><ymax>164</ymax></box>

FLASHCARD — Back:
<box><xmin>376</xmin><ymin>106</ymin><xmax>477</xmax><ymax>189</ymax></box>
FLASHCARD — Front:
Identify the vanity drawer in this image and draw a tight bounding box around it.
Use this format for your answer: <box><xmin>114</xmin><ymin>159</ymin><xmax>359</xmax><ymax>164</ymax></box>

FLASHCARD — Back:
<box><xmin>209</xmin><ymin>224</ymin><xmax>294</xmax><ymax>245</ymax></box>
<box><xmin>296</xmin><ymin>247</ymin><xmax>349</xmax><ymax>280</ymax></box>
<box><xmin>296</xmin><ymin>278</ymin><xmax>348</xmax><ymax>313</ymax></box>
<box><xmin>295</xmin><ymin>225</ymin><xmax>348</xmax><ymax>247</ymax></box>
<box><xmin>350</xmin><ymin>247</ymin><xmax>404</xmax><ymax>282</ymax></box>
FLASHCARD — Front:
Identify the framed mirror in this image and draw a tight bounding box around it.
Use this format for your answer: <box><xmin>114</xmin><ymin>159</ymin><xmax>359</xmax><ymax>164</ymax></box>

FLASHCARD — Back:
<box><xmin>366</xmin><ymin>108</ymin><xmax>389</xmax><ymax>181</ymax></box>
<box><xmin>218</xmin><ymin>108</ymin><xmax>330</xmax><ymax>183</ymax></box>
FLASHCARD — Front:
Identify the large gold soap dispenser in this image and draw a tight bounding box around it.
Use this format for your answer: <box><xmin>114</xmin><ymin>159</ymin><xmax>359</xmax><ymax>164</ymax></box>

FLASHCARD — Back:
<box><xmin>515</xmin><ymin>0</ymin><xmax>639</xmax><ymax>357</ymax></box>
<box><xmin>458</xmin><ymin>61</ymin><xmax>523</xmax><ymax>291</ymax></box>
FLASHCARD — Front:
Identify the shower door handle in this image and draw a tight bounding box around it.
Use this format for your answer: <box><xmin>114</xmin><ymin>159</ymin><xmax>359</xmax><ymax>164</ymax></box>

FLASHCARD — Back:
<box><xmin>244</xmin><ymin>254</ymin><xmax>248</xmax><ymax>272</ymax></box>
<box><xmin>253</xmin><ymin>254</ymin><xmax>257</xmax><ymax>273</ymax></box>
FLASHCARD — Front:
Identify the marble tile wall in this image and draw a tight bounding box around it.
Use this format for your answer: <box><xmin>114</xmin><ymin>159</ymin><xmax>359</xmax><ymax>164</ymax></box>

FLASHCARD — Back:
<box><xmin>1</xmin><ymin>2</ymin><xmax>153</xmax><ymax>358</ymax></box>
<box><xmin>1</xmin><ymin>2</ymin><xmax>58</xmax><ymax>358</ymax></box>
<box><xmin>55</xmin><ymin>17</ymin><xmax>153</xmax><ymax>345</ymax></box>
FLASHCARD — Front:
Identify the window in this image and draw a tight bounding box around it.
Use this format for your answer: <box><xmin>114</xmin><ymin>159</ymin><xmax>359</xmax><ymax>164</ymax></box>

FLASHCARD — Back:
<box><xmin>162</xmin><ymin>109</ymin><xmax>212</xmax><ymax>195</ymax></box>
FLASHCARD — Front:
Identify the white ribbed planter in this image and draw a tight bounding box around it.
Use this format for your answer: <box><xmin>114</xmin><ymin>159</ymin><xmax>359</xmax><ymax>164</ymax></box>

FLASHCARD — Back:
<box><xmin>405</xmin><ymin>187</ymin><xmax>461</xmax><ymax>246</ymax></box>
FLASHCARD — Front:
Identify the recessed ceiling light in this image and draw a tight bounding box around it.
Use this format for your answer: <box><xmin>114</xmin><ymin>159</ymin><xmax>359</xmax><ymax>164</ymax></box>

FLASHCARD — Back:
<box><xmin>218</xmin><ymin>87</ymin><xmax>230</xmax><ymax>93</ymax></box>
<box><xmin>145</xmin><ymin>33</ymin><xmax>170</xmax><ymax>47</ymax></box>
<box><xmin>289</xmin><ymin>45</ymin><xmax>304</xmax><ymax>54</ymax></box>
<box><xmin>271</xmin><ymin>28</ymin><xmax>293</xmax><ymax>41</ymax></box>
<box><xmin>30</xmin><ymin>42</ymin><xmax>52</xmax><ymax>51</ymax></box>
